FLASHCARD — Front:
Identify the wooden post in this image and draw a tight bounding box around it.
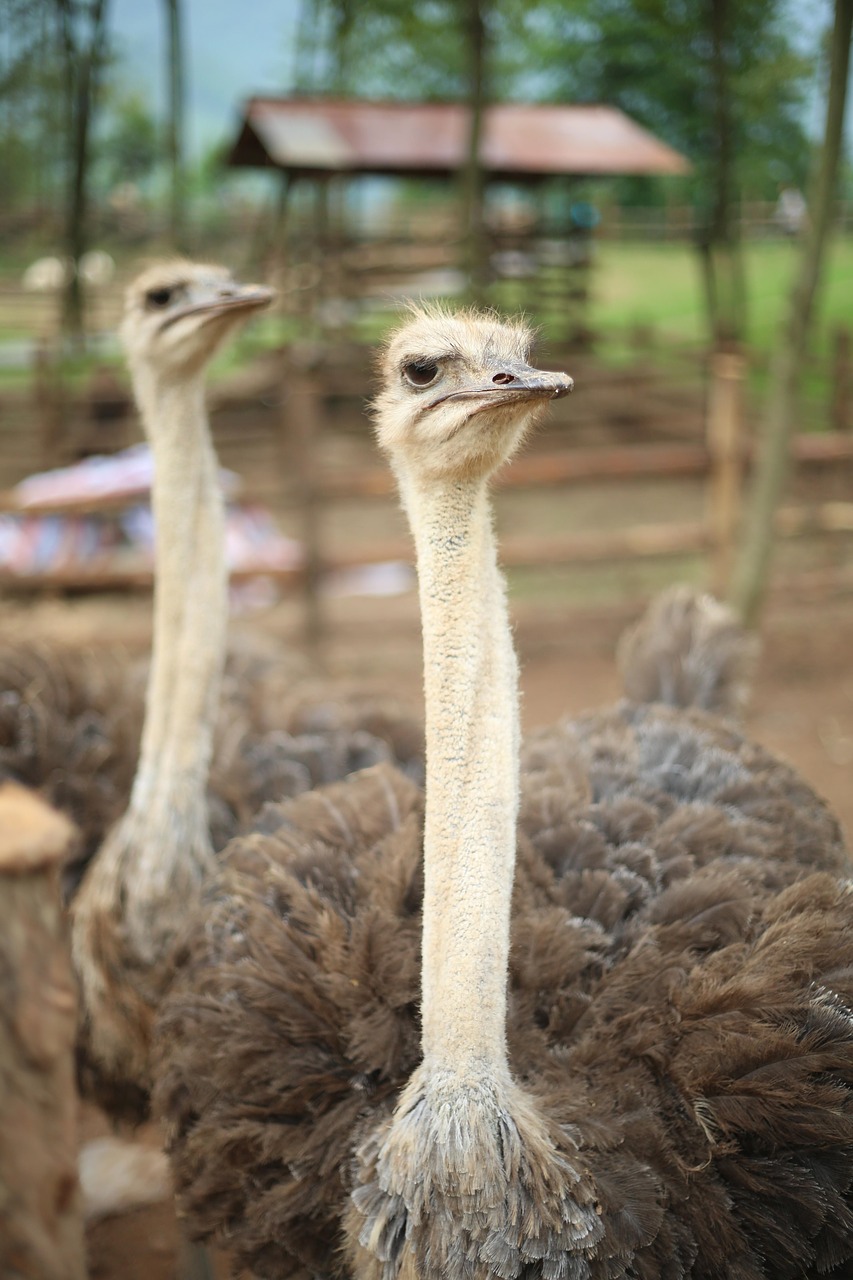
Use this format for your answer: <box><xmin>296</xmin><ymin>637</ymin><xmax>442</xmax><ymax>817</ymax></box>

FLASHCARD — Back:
<box><xmin>706</xmin><ymin>349</ymin><xmax>746</xmax><ymax>596</ymax></box>
<box><xmin>0</xmin><ymin>782</ymin><xmax>84</xmax><ymax>1280</ymax></box>
<box><xmin>34</xmin><ymin>338</ymin><xmax>65</xmax><ymax>468</ymax></box>
<box><xmin>282</xmin><ymin>360</ymin><xmax>325</xmax><ymax>664</ymax></box>
<box><xmin>831</xmin><ymin>325</ymin><xmax>850</xmax><ymax>432</ymax></box>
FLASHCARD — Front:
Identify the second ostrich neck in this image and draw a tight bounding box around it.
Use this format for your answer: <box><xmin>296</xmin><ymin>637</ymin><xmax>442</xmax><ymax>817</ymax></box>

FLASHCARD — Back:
<box><xmin>401</xmin><ymin>470</ymin><xmax>519</xmax><ymax>1078</ymax></box>
<box><xmin>125</xmin><ymin>371</ymin><xmax>227</xmax><ymax>880</ymax></box>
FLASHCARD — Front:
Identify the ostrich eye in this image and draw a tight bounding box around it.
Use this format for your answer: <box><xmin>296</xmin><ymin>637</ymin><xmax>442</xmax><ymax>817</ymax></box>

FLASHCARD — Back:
<box><xmin>145</xmin><ymin>287</ymin><xmax>174</xmax><ymax>308</ymax></box>
<box><xmin>403</xmin><ymin>361</ymin><xmax>439</xmax><ymax>388</ymax></box>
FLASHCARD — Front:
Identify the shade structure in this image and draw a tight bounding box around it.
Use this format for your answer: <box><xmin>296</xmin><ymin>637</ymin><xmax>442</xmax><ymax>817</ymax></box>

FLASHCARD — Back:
<box><xmin>228</xmin><ymin>98</ymin><xmax>690</xmax><ymax>181</ymax></box>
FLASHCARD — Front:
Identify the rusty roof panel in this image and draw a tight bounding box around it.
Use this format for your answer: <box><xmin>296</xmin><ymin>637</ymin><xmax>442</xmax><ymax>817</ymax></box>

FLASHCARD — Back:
<box><xmin>231</xmin><ymin>99</ymin><xmax>690</xmax><ymax>178</ymax></box>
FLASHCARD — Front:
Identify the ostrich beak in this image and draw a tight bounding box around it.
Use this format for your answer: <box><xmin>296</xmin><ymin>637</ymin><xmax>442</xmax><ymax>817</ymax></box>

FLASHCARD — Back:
<box><xmin>428</xmin><ymin>365</ymin><xmax>574</xmax><ymax>410</ymax></box>
<box><xmin>499</xmin><ymin>368</ymin><xmax>574</xmax><ymax>399</ymax></box>
<box><xmin>160</xmin><ymin>282</ymin><xmax>275</xmax><ymax>330</ymax></box>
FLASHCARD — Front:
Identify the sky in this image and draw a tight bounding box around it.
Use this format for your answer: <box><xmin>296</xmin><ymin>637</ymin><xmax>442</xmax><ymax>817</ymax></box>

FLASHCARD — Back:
<box><xmin>109</xmin><ymin>0</ymin><xmax>301</xmax><ymax>160</ymax></box>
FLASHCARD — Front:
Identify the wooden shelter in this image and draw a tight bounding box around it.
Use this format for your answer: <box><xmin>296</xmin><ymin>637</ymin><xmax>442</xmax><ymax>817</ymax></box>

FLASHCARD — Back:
<box><xmin>227</xmin><ymin>99</ymin><xmax>690</xmax><ymax>181</ymax></box>
<box><xmin>227</xmin><ymin>98</ymin><xmax>690</xmax><ymax>340</ymax></box>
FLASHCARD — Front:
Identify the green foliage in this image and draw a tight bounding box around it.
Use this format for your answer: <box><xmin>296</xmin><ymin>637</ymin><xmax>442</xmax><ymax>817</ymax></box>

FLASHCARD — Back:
<box><xmin>99</xmin><ymin>90</ymin><xmax>158</xmax><ymax>187</ymax></box>
<box><xmin>0</xmin><ymin>0</ymin><xmax>67</xmax><ymax>210</ymax></box>
<box><xmin>292</xmin><ymin>0</ymin><xmax>472</xmax><ymax>98</ymax></box>
<box><xmin>508</xmin><ymin>0</ymin><xmax>815</xmax><ymax>202</ymax></box>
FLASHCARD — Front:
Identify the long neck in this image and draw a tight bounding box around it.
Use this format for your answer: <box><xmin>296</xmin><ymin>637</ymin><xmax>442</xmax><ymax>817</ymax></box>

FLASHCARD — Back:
<box><xmin>124</xmin><ymin>369</ymin><xmax>228</xmax><ymax>875</ymax></box>
<box><xmin>400</xmin><ymin>468</ymin><xmax>520</xmax><ymax>1079</ymax></box>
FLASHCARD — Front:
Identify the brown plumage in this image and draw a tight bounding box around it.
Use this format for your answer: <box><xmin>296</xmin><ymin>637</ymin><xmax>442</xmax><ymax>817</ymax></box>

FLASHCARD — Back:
<box><xmin>0</xmin><ymin>641</ymin><xmax>421</xmax><ymax>901</ymax></box>
<box><xmin>155</xmin><ymin>701</ymin><xmax>853</xmax><ymax>1279</ymax></box>
<box><xmin>153</xmin><ymin>303</ymin><xmax>853</xmax><ymax>1280</ymax></box>
<box><xmin>617</xmin><ymin>584</ymin><xmax>759</xmax><ymax>719</ymax></box>
<box><xmin>0</xmin><ymin>643</ymin><xmax>143</xmax><ymax>889</ymax></box>
<box><xmin>67</xmin><ymin>660</ymin><xmax>422</xmax><ymax>1122</ymax></box>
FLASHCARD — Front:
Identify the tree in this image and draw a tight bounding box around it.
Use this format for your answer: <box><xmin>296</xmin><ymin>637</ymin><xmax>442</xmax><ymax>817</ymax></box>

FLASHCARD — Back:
<box><xmin>56</xmin><ymin>0</ymin><xmax>111</xmax><ymax>339</ymax></box>
<box><xmin>99</xmin><ymin>90</ymin><xmax>158</xmax><ymax>188</ymax></box>
<box><xmin>317</xmin><ymin>0</ymin><xmax>471</xmax><ymax>99</ymax></box>
<box><xmin>521</xmin><ymin>0</ymin><xmax>815</xmax><ymax>344</ymax></box>
<box><xmin>163</xmin><ymin>0</ymin><xmax>186</xmax><ymax>251</ymax></box>
<box><xmin>702</xmin><ymin>0</ymin><xmax>744</xmax><ymax>346</ymax></box>
<box><xmin>0</xmin><ymin>0</ymin><xmax>67</xmax><ymax>216</ymax></box>
<box><xmin>730</xmin><ymin>0</ymin><xmax>853</xmax><ymax>628</ymax></box>
<box><xmin>460</xmin><ymin>0</ymin><xmax>491</xmax><ymax>303</ymax></box>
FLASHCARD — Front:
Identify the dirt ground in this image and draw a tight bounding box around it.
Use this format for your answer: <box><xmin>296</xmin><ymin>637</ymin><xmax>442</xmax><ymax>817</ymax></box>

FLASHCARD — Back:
<box><xmin>10</xmin><ymin>585</ymin><xmax>842</xmax><ymax>1279</ymax></box>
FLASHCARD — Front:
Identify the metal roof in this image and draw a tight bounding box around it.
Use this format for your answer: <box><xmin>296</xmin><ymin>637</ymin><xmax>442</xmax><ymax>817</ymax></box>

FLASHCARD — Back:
<box><xmin>228</xmin><ymin>98</ymin><xmax>690</xmax><ymax>180</ymax></box>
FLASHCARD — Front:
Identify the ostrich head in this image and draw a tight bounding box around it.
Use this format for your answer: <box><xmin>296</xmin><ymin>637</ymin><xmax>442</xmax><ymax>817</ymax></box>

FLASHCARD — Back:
<box><xmin>120</xmin><ymin>260</ymin><xmax>273</xmax><ymax>381</ymax></box>
<box><xmin>373</xmin><ymin>304</ymin><xmax>573</xmax><ymax>484</ymax></box>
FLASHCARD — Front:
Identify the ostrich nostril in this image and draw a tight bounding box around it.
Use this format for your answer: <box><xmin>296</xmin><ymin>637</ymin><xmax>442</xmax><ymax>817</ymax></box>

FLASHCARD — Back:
<box><xmin>492</xmin><ymin>372</ymin><xmax>516</xmax><ymax>385</ymax></box>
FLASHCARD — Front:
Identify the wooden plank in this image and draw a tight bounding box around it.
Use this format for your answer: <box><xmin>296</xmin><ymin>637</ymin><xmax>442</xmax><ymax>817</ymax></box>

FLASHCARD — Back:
<box><xmin>314</xmin><ymin>433</ymin><xmax>853</xmax><ymax>502</ymax></box>
<box><xmin>315</xmin><ymin>442</ymin><xmax>711</xmax><ymax>501</ymax></box>
<box><xmin>793</xmin><ymin>432</ymin><xmax>853</xmax><ymax>462</ymax></box>
<box><xmin>317</xmin><ymin>521</ymin><xmax>710</xmax><ymax>571</ymax></box>
<box><xmin>0</xmin><ymin>562</ymin><xmax>303</xmax><ymax>593</ymax></box>
<box><xmin>2</xmin><ymin>433</ymin><xmax>851</xmax><ymax>517</ymax></box>
<box><xmin>2</xmin><ymin>498</ymin><xmax>849</xmax><ymax>596</ymax></box>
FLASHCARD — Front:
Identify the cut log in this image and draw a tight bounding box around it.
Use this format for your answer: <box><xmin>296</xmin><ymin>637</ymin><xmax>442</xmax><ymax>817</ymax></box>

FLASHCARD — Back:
<box><xmin>0</xmin><ymin>782</ymin><xmax>84</xmax><ymax>1280</ymax></box>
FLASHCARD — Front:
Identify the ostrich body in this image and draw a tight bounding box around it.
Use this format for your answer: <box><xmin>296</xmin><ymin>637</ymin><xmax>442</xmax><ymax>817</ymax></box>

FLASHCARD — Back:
<box><xmin>155</xmin><ymin>308</ymin><xmax>853</xmax><ymax>1280</ymax></box>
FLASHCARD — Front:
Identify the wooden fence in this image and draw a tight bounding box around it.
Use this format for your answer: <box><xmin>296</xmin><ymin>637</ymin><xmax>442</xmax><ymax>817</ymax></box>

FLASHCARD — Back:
<box><xmin>280</xmin><ymin>351</ymin><xmax>853</xmax><ymax>643</ymax></box>
<box><xmin>1</xmin><ymin>351</ymin><xmax>852</xmax><ymax>637</ymax></box>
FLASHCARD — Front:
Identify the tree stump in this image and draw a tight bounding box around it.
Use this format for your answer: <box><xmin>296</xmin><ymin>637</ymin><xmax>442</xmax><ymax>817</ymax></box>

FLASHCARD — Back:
<box><xmin>0</xmin><ymin>782</ymin><xmax>85</xmax><ymax>1280</ymax></box>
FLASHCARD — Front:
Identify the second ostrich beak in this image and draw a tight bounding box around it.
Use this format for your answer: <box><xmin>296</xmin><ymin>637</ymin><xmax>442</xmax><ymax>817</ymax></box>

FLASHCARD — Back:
<box><xmin>160</xmin><ymin>281</ymin><xmax>274</xmax><ymax>331</ymax></box>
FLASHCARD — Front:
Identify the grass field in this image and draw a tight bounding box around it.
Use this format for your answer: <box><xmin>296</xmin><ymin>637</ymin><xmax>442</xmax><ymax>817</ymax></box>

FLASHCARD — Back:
<box><xmin>588</xmin><ymin>237</ymin><xmax>853</xmax><ymax>357</ymax></box>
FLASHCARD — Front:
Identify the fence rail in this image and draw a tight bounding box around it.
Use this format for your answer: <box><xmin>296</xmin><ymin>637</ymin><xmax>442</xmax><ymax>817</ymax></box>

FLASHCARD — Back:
<box><xmin>1</xmin><ymin>352</ymin><xmax>851</xmax><ymax>622</ymax></box>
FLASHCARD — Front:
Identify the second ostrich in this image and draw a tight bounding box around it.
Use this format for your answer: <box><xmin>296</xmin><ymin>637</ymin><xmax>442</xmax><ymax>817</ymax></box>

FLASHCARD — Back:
<box><xmin>155</xmin><ymin>306</ymin><xmax>853</xmax><ymax>1279</ymax></box>
<box><xmin>70</xmin><ymin>262</ymin><xmax>274</xmax><ymax>1098</ymax></box>
<box><xmin>70</xmin><ymin>262</ymin><xmax>422</xmax><ymax>1114</ymax></box>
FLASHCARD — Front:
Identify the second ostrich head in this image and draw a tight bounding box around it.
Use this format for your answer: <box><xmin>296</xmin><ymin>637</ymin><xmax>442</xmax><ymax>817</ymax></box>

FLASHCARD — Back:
<box><xmin>373</xmin><ymin>305</ymin><xmax>572</xmax><ymax>484</ymax></box>
<box><xmin>120</xmin><ymin>260</ymin><xmax>272</xmax><ymax>386</ymax></box>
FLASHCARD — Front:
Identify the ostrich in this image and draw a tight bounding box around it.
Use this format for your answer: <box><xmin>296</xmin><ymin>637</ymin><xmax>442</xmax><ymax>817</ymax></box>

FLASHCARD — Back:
<box><xmin>154</xmin><ymin>306</ymin><xmax>853</xmax><ymax>1280</ymax></box>
<box><xmin>69</xmin><ymin>260</ymin><xmax>421</xmax><ymax>1117</ymax></box>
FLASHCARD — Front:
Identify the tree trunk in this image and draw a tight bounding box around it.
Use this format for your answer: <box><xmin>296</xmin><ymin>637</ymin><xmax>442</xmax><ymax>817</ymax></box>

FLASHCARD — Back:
<box><xmin>164</xmin><ymin>0</ymin><xmax>187</xmax><ymax>252</ymax></box>
<box><xmin>460</xmin><ymin>0</ymin><xmax>489</xmax><ymax>306</ymax></box>
<box><xmin>0</xmin><ymin>783</ymin><xmax>83</xmax><ymax>1280</ymax></box>
<box><xmin>330</xmin><ymin>0</ymin><xmax>353</xmax><ymax>91</ymax></box>
<box><xmin>730</xmin><ymin>0</ymin><xmax>853</xmax><ymax>627</ymax></box>
<box><xmin>57</xmin><ymin>0</ymin><xmax>110</xmax><ymax>342</ymax></box>
<box><xmin>293</xmin><ymin>0</ymin><xmax>324</xmax><ymax>91</ymax></box>
<box><xmin>706</xmin><ymin>0</ymin><xmax>743</xmax><ymax>347</ymax></box>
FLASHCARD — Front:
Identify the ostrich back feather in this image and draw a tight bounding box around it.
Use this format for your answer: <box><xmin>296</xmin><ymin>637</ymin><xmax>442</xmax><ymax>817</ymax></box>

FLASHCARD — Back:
<box><xmin>154</xmin><ymin>702</ymin><xmax>853</xmax><ymax>1279</ymax></box>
